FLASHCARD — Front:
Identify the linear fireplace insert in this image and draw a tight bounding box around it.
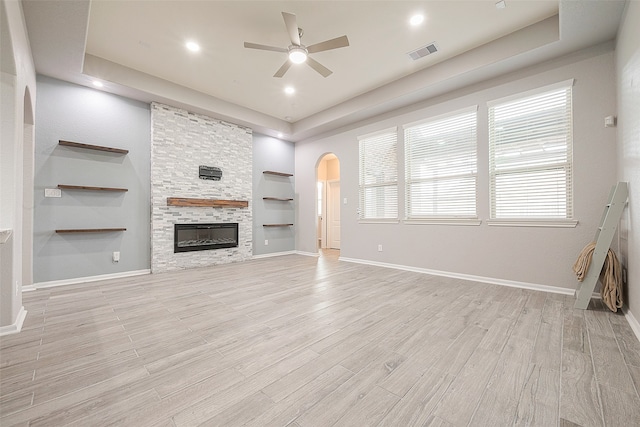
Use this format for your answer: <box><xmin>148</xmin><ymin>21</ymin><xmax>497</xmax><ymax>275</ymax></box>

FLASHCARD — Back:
<box><xmin>174</xmin><ymin>223</ymin><xmax>238</xmax><ymax>253</ymax></box>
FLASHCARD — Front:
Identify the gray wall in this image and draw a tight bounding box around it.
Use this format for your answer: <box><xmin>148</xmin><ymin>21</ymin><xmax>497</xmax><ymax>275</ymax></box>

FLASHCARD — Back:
<box><xmin>253</xmin><ymin>133</ymin><xmax>295</xmax><ymax>256</ymax></box>
<box><xmin>616</xmin><ymin>2</ymin><xmax>640</xmax><ymax>321</ymax></box>
<box><xmin>33</xmin><ymin>76</ymin><xmax>150</xmax><ymax>283</ymax></box>
<box><xmin>296</xmin><ymin>45</ymin><xmax>618</xmax><ymax>291</ymax></box>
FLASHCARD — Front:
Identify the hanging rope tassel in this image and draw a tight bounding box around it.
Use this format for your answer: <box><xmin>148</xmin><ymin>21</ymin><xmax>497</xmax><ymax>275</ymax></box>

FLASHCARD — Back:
<box><xmin>573</xmin><ymin>242</ymin><xmax>624</xmax><ymax>312</ymax></box>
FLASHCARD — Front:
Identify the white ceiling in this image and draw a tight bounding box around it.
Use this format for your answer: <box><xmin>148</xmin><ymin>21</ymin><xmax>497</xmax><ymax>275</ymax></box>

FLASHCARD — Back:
<box><xmin>22</xmin><ymin>1</ymin><xmax>626</xmax><ymax>142</ymax></box>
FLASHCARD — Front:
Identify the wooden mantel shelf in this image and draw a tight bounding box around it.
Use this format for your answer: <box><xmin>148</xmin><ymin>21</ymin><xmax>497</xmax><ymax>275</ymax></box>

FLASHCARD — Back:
<box><xmin>167</xmin><ymin>197</ymin><xmax>249</xmax><ymax>208</ymax></box>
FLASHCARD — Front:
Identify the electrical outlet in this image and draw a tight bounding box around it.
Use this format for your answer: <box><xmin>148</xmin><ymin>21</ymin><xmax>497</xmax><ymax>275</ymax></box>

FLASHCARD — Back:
<box><xmin>343</xmin><ymin>197</ymin><xmax>347</xmax><ymax>204</ymax></box>
<box><xmin>378</xmin><ymin>244</ymin><xmax>383</xmax><ymax>252</ymax></box>
<box><xmin>112</xmin><ymin>251</ymin><xmax>120</xmax><ymax>262</ymax></box>
<box><xmin>15</xmin><ymin>281</ymin><xmax>19</xmax><ymax>296</ymax></box>
<box><xmin>264</xmin><ymin>239</ymin><xmax>269</xmax><ymax>246</ymax></box>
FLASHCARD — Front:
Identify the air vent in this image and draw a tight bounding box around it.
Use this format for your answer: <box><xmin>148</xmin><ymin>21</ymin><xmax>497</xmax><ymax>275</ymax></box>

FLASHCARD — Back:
<box><xmin>408</xmin><ymin>43</ymin><xmax>438</xmax><ymax>61</ymax></box>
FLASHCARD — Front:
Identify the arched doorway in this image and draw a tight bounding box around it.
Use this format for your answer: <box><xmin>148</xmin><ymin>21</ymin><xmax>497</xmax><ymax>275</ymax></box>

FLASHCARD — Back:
<box><xmin>316</xmin><ymin>153</ymin><xmax>340</xmax><ymax>252</ymax></box>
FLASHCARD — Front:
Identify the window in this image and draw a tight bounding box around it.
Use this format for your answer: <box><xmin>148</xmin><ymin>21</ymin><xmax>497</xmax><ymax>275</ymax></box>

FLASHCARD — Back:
<box><xmin>404</xmin><ymin>107</ymin><xmax>477</xmax><ymax>220</ymax></box>
<box><xmin>488</xmin><ymin>80</ymin><xmax>574</xmax><ymax>221</ymax></box>
<box><xmin>359</xmin><ymin>128</ymin><xmax>398</xmax><ymax>220</ymax></box>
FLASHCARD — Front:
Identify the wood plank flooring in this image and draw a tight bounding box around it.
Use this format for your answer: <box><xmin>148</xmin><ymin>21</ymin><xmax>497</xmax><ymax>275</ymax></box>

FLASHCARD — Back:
<box><xmin>1</xmin><ymin>250</ymin><xmax>639</xmax><ymax>426</ymax></box>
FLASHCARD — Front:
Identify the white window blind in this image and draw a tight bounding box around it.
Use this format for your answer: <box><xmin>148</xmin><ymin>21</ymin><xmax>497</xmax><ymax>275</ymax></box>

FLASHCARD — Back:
<box><xmin>359</xmin><ymin>129</ymin><xmax>398</xmax><ymax>220</ymax></box>
<box><xmin>404</xmin><ymin>108</ymin><xmax>477</xmax><ymax>219</ymax></box>
<box><xmin>489</xmin><ymin>81</ymin><xmax>573</xmax><ymax>219</ymax></box>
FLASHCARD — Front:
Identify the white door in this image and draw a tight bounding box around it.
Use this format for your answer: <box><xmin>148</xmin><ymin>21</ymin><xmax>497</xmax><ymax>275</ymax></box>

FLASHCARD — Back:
<box><xmin>328</xmin><ymin>180</ymin><xmax>341</xmax><ymax>249</ymax></box>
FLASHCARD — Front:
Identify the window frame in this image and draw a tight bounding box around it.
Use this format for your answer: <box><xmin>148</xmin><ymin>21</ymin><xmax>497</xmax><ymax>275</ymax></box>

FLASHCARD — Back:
<box><xmin>487</xmin><ymin>79</ymin><xmax>578</xmax><ymax>228</ymax></box>
<box><xmin>358</xmin><ymin>127</ymin><xmax>399</xmax><ymax>222</ymax></box>
<box><xmin>403</xmin><ymin>105</ymin><xmax>480</xmax><ymax>225</ymax></box>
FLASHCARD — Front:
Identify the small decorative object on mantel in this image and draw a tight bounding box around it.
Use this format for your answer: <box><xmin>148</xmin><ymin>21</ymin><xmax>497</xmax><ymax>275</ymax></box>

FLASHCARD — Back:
<box><xmin>199</xmin><ymin>165</ymin><xmax>222</xmax><ymax>181</ymax></box>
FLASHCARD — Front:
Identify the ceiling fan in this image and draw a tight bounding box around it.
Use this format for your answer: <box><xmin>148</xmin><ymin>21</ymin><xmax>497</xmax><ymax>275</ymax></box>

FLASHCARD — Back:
<box><xmin>244</xmin><ymin>12</ymin><xmax>350</xmax><ymax>78</ymax></box>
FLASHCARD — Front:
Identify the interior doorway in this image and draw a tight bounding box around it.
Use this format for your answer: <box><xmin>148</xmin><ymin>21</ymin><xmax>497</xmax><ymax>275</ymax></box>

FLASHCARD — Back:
<box><xmin>316</xmin><ymin>154</ymin><xmax>340</xmax><ymax>251</ymax></box>
<box><xmin>328</xmin><ymin>180</ymin><xmax>340</xmax><ymax>249</ymax></box>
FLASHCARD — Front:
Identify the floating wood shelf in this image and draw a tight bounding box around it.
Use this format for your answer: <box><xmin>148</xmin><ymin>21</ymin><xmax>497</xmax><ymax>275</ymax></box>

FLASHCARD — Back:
<box><xmin>56</xmin><ymin>228</ymin><xmax>126</xmax><ymax>234</ymax></box>
<box><xmin>263</xmin><ymin>171</ymin><xmax>293</xmax><ymax>177</ymax></box>
<box><xmin>263</xmin><ymin>224</ymin><xmax>294</xmax><ymax>227</ymax></box>
<box><xmin>167</xmin><ymin>197</ymin><xmax>249</xmax><ymax>208</ymax></box>
<box><xmin>58</xmin><ymin>184</ymin><xmax>128</xmax><ymax>192</ymax></box>
<box><xmin>263</xmin><ymin>197</ymin><xmax>294</xmax><ymax>201</ymax></box>
<box><xmin>59</xmin><ymin>140</ymin><xmax>129</xmax><ymax>154</ymax></box>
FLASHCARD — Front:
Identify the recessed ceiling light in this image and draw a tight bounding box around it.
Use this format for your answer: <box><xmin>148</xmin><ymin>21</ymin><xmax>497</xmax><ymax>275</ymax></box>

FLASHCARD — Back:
<box><xmin>186</xmin><ymin>41</ymin><xmax>200</xmax><ymax>52</ymax></box>
<box><xmin>92</xmin><ymin>80</ymin><xmax>104</xmax><ymax>88</ymax></box>
<box><xmin>410</xmin><ymin>14</ymin><xmax>424</xmax><ymax>26</ymax></box>
<box><xmin>285</xmin><ymin>116</ymin><xmax>292</xmax><ymax>121</ymax></box>
<box><xmin>277</xmin><ymin>132</ymin><xmax>284</xmax><ymax>138</ymax></box>
<box><xmin>495</xmin><ymin>1</ymin><xmax>506</xmax><ymax>9</ymax></box>
<box><xmin>284</xmin><ymin>86</ymin><xmax>295</xmax><ymax>95</ymax></box>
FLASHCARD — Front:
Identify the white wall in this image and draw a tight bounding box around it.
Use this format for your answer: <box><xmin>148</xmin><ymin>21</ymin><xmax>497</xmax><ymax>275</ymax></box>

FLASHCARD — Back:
<box><xmin>326</xmin><ymin>158</ymin><xmax>340</xmax><ymax>181</ymax></box>
<box><xmin>296</xmin><ymin>45</ymin><xmax>617</xmax><ymax>291</ymax></box>
<box><xmin>0</xmin><ymin>0</ymin><xmax>36</xmax><ymax>333</ymax></box>
<box><xmin>616</xmin><ymin>1</ymin><xmax>640</xmax><ymax>322</ymax></box>
<box><xmin>317</xmin><ymin>157</ymin><xmax>339</xmax><ymax>181</ymax></box>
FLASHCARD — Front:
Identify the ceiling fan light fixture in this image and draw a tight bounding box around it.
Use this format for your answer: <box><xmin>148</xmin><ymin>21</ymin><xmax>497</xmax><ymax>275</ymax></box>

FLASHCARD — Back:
<box><xmin>288</xmin><ymin>47</ymin><xmax>308</xmax><ymax>64</ymax></box>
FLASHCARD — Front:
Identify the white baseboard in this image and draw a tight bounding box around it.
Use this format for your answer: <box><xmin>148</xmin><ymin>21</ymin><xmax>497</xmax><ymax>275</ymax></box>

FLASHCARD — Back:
<box><xmin>25</xmin><ymin>269</ymin><xmax>151</xmax><ymax>291</ymax></box>
<box><xmin>295</xmin><ymin>251</ymin><xmax>320</xmax><ymax>257</ymax></box>
<box><xmin>0</xmin><ymin>306</ymin><xmax>27</xmax><ymax>336</ymax></box>
<box><xmin>339</xmin><ymin>256</ymin><xmax>575</xmax><ymax>296</ymax></box>
<box><xmin>623</xmin><ymin>308</ymin><xmax>640</xmax><ymax>343</ymax></box>
<box><xmin>252</xmin><ymin>250</ymin><xmax>296</xmax><ymax>259</ymax></box>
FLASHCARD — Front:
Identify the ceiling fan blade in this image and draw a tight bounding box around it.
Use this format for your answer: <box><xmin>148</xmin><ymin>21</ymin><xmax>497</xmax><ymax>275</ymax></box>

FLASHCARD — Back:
<box><xmin>307</xmin><ymin>35</ymin><xmax>350</xmax><ymax>54</ymax></box>
<box><xmin>306</xmin><ymin>57</ymin><xmax>332</xmax><ymax>78</ymax></box>
<box><xmin>273</xmin><ymin>60</ymin><xmax>292</xmax><ymax>78</ymax></box>
<box><xmin>244</xmin><ymin>42</ymin><xmax>287</xmax><ymax>53</ymax></box>
<box><xmin>282</xmin><ymin>12</ymin><xmax>301</xmax><ymax>46</ymax></box>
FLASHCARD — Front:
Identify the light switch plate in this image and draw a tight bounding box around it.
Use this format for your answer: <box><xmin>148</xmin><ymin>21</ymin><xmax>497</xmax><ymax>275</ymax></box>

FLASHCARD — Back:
<box><xmin>45</xmin><ymin>188</ymin><xmax>62</xmax><ymax>198</ymax></box>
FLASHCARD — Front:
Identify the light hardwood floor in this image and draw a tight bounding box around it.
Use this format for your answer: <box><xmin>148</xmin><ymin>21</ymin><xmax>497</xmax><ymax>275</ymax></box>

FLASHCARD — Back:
<box><xmin>1</xmin><ymin>251</ymin><xmax>639</xmax><ymax>426</ymax></box>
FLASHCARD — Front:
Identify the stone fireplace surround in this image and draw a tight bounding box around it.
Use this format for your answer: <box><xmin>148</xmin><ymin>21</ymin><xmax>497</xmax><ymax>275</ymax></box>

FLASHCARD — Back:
<box><xmin>150</xmin><ymin>103</ymin><xmax>252</xmax><ymax>272</ymax></box>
